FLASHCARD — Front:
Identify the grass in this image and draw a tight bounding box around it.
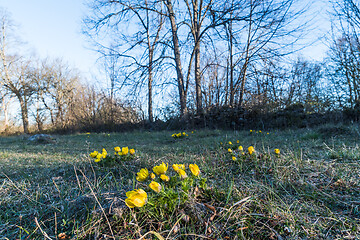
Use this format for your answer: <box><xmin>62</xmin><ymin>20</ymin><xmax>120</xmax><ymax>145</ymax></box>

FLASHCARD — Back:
<box><xmin>0</xmin><ymin>125</ymin><xmax>359</xmax><ymax>239</ymax></box>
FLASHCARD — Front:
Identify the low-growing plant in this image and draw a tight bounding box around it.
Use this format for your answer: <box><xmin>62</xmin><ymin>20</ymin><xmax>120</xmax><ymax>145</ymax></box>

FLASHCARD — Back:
<box><xmin>89</xmin><ymin>146</ymin><xmax>136</xmax><ymax>166</ymax></box>
<box><xmin>171</xmin><ymin>132</ymin><xmax>189</xmax><ymax>138</ymax></box>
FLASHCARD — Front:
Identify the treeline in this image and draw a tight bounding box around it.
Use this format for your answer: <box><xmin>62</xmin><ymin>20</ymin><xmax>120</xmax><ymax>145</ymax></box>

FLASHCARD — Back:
<box><xmin>2</xmin><ymin>0</ymin><xmax>360</xmax><ymax>133</ymax></box>
<box><xmin>82</xmin><ymin>0</ymin><xmax>360</xmax><ymax>123</ymax></box>
<box><xmin>0</xmin><ymin>10</ymin><xmax>138</xmax><ymax>134</ymax></box>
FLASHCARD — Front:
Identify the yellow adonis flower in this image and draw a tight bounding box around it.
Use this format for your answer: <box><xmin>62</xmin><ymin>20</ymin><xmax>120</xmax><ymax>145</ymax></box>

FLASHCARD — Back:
<box><xmin>228</xmin><ymin>141</ymin><xmax>232</xmax><ymax>145</ymax></box>
<box><xmin>160</xmin><ymin>174</ymin><xmax>170</xmax><ymax>182</ymax></box>
<box><xmin>176</xmin><ymin>133</ymin><xmax>182</xmax><ymax>137</ymax></box>
<box><xmin>114</xmin><ymin>146</ymin><xmax>121</xmax><ymax>152</ymax></box>
<box><xmin>149</xmin><ymin>181</ymin><xmax>162</xmax><ymax>193</ymax></box>
<box><xmin>232</xmin><ymin>156</ymin><xmax>237</xmax><ymax>161</ymax></box>
<box><xmin>125</xmin><ymin>189</ymin><xmax>148</xmax><ymax>208</ymax></box>
<box><xmin>172</xmin><ymin>164</ymin><xmax>185</xmax><ymax>172</ymax></box>
<box><xmin>94</xmin><ymin>153</ymin><xmax>102</xmax><ymax>162</ymax></box>
<box><xmin>89</xmin><ymin>151</ymin><xmax>98</xmax><ymax>158</ymax></box>
<box><xmin>136</xmin><ymin>168</ymin><xmax>149</xmax><ymax>182</ymax></box>
<box><xmin>121</xmin><ymin>147</ymin><xmax>129</xmax><ymax>155</ymax></box>
<box><xmin>178</xmin><ymin>169</ymin><xmax>188</xmax><ymax>179</ymax></box>
<box><xmin>248</xmin><ymin>146</ymin><xmax>255</xmax><ymax>155</ymax></box>
<box><xmin>274</xmin><ymin>149</ymin><xmax>280</xmax><ymax>155</ymax></box>
<box><xmin>189</xmin><ymin>164</ymin><xmax>200</xmax><ymax>177</ymax></box>
<box><xmin>237</xmin><ymin>140</ymin><xmax>240</xmax><ymax>144</ymax></box>
<box><xmin>238</xmin><ymin>146</ymin><xmax>243</xmax><ymax>151</ymax></box>
<box><xmin>182</xmin><ymin>132</ymin><xmax>186</xmax><ymax>136</ymax></box>
<box><xmin>150</xmin><ymin>173</ymin><xmax>156</xmax><ymax>179</ymax></box>
<box><xmin>129</xmin><ymin>149</ymin><xmax>135</xmax><ymax>155</ymax></box>
<box><xmin>228</xmin><ymin>148</ymin><xmax>233</xmax><ymax>153</ymax></box>
<box><xmin>102</xmin><ymin>148</ymin><xmax>107</xmax><ymax>158</ymax></box>
<box><xmin>153</xmin><ymin>162</ymin><xmax>168</xmax><ymax>175</ymax></box>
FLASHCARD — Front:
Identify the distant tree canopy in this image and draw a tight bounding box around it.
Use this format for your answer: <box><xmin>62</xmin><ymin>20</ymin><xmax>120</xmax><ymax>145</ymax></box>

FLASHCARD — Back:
<box><xmin>0</xmin><ymin>10</ymin><xmax>139</xmax><ymax>133</ymax></box>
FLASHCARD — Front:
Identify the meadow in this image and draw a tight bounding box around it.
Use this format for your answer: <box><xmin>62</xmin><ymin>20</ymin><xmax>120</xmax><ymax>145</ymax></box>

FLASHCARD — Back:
<box><xmin>0</xmin><ymin>125</ymin><xmax>359</xmax><ymax>239</ymax></box>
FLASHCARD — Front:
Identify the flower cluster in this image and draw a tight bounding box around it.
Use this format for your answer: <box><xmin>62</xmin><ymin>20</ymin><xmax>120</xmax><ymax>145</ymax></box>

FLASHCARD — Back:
<box><xmin>89</xmin><ymin>146</ymin><xmax>136</xmax><ymax>165</ymax></box>
<box><xmin>224</xmin><ymin>141</ymin><xmax>281</xmax><ymax>161</ymax></box>
<box><xmin>171</xmin><ymin>132</ymin><xmax>188</xmax><ymax>138</ymax></box>
<box><xmin>114</xmin><ymin>146</ymin><xmax>135</xmax><ymax>160</ymax></box>
<box><xmin>125</xmin><ymin>162</ymin><xmax>203</xmax><ymax>209</ymax></box>
<box><xmin>228</xmin><ymin>145</ymin><xmax>256</xmax><ymax>161</ymax></box>
<box><xmin>89</xmin><ymin>148</ymin><xmax>107</xmax><ymax>162</ymax></box>
<box><xmin>249</xmin><ymin>130</ymin><xmax>270</xmax><ymax>135</ymax></box>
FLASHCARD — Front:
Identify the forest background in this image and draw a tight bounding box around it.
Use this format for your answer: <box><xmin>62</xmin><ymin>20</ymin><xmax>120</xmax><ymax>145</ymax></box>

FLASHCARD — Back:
<box><xmin>0</xmin><ymin>0</ymin><xmax>360</xmax><ymax>134</ymax></box>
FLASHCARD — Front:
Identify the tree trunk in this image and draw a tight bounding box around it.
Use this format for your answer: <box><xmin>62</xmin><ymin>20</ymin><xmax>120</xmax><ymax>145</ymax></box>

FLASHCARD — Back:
<box><xmin>165</xmin><ymin>0</ymin><xmax>188</xmax><ymax>117</ymax></box>
<box><xmin>228</xmin><ymin>20</ymin><xmax>235</xmax><ymax>106</ymax></box>
<box><xmin>18</xmin><ymin>95</ymin><xmax>29</xmax><ymax>134</ymax></box>
<box><xmin>1</xmin><ymin>98</ymin><xmax>9</xmax><ymax>130</ymax></box>
<box><xmin>193</xmin><ymin>0</ymin><xmax>202</xmax><ymax>114</ymax></box>
<box><xmin>194</xmin><ymin>41</ymin><xmax>202</xmax><ymax>114</ymax></box>
<box><xmin>238</xmin><ymin>3</ymin><xmax>253</xmax><ymax>107</ymax></box>
<box><xmin>148</xmin><ymin>53</ymin><xmax>154</xmax><ymax>122</ymax></box>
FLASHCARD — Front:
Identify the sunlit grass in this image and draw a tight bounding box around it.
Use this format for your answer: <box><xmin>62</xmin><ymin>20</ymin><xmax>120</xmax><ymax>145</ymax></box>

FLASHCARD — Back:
<box><xmin>0</xmin><ymin>125</ymin><xmax>359</xmax><ymax>239</ymax></box>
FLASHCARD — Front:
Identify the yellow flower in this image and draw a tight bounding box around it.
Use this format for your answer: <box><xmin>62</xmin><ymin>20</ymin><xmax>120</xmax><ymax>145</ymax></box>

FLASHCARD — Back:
<box><xmin>189</xmin><ymin>164</ymin><xmax>200</xmax><ymax>176</ymax></box>
<box><xmin>149</xmin><ymin>181</ymin><xmax>162</xmax><ymax>193</ymax></box>
<box><xmin>89</xmin><ymin>151</ymin><xmax>98</xmax><ymax>158</ymax></box>
<box><xmin>267</xmin><ymin>132</ymin><xmax>270</xmax><ymax>135</ymax></box>
<box><xmin>250</xmin><ymin>130</ymin><xmax>253</xmax><ymax>132</ymax></box>
<box><xmin>121</xmin><ymin>147</ymin><xmax>129</xmax><ymax>155</ymax></box>
<box><xmin>94</xmin><ymin>154</ymin><xmax>102</xmax><ymax>162</ymax></box>
<box><xmin>176</xmin><ymin>133</ymin><xmax>182</xmax><ymax>137</ymax></box>
<box><xmin>238</xmin><ymin>146</ymin><xmax>243</xmax><ymax>151</ymax></box>
<box><xmin>248</xmin><ymin>146</ymin><xmax>255</xmax><ymax>155</ymax></box>
<box><xmin>114</xmin><ymin>146</ymin><xmax>121</xmax><ymax>152</ymax></box>
<box><xmin>86</xmin><ymin>132</ymin><xmax>90</xmax><ymax>135</ymax></box>
<box><xmin>232</xmin><ymin>156</ymin><xmax>237</xmax><ymax>161</ymax></box>
<box><xmin>228</xmin><ymin>141</ymin><xmax>232</xmax><ymax>145</ymax></box>
<box><xmin>153</xmin><ymin>162</ymin><xmax>168</xmax><ymax>175</ymax></box>
<box><xmin>160</xmin><ymin>174</ymin><xmax>170</xmax><ymax>182</ymax></box>
<box><xmin>136</xmin><ymin>168</ymin><xmax>149</xmax><ymax>182</ymax></box>
<box><xmin>236</xmin><ymin>140</ymin><xmax>240</xmax><ymax>143</ymax></box>
<box><xmin>274</xmin><ymin>149</ymin><xmax>280</xmax><ymax>155</ymax></box>
<box><xmin>178</xmin><ymin>169</ymin><xmax>187</xmax><ymax>179</ymax></box>
<box><xmin>228</xmin><ymin>148</ymin><xmax>233</xmax><ymax>153</ymax></box>
<box><xmin>150</xmin><ymin>173</ymin><xmax>155</xmax><ymax>179</ymax></box>
<box><xmin>172</xmin><ymin>164</ymin><xmax>185</xmax><ymax>172</ymax></box>
<box><xmin>259</xmin><ymin>130</ymin><xmax>262</xmax><ymax>133</ymax></box>
<box><xmin>102</xmin><ymin>148</ymin><xmax>107</xmax><ymax>158</ymax></box>
<box><xmin>125</xmin><ymin>189</ymin><xmax>148</xmax><ymax>208</ymax></box>
<box><xmin>182</xmin><ymin>132</ymin><xmax>186</xmax><ymax>136</ymax></box>
<box><xmin>191</xmin><ymin>131</ymin><xmax>194</xmax><ymax>134</ymax></box>
<box><xmin>129</xmin><ymin>149</ymin><xmax>135</xmax><ymax>155</ymax></box>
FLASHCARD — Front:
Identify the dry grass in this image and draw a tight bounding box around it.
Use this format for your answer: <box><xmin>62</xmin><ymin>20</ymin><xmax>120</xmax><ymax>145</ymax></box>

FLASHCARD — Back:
<box><xmin>0</xmin><ymin>125</ymin><xmax>359</xmax><ymax>239</ymax></box>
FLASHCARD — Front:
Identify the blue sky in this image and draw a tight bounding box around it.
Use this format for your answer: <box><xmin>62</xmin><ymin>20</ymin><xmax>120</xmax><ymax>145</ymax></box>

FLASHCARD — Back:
<box><xmin>0</xmin><ymin>0</ymin><xmax>99</xmax><ymax>80</ymax></box>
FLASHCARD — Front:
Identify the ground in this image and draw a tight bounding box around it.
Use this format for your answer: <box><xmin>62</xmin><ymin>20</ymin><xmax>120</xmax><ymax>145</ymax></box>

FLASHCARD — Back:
<box><xmin>0</xmin><ymin>125</ymin><xmax>359</xmax><ymax>239</ymax></box>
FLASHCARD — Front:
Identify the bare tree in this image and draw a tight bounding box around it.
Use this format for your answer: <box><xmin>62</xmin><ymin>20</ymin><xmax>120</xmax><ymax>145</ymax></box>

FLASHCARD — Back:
<box><xmin>223</xmin><ymin>0</ymin><xmax>310</xmax><ymax>107</ymax></box>
<box><xmin>84</xmin><ymin>0</ymin><xmax>167</xmax><ymax>122</ymax></box>
<box><xmin>328</xmin><ymin>0</ymin><xmax>360</xmax><ymax>107</ymax></box>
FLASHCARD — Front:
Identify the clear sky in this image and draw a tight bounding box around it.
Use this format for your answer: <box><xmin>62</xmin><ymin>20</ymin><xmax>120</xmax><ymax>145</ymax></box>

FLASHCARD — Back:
<box><xmin>0</xmin><ymin>0</ymin><xmax>99</xmax><ymax>80</ymax></box>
